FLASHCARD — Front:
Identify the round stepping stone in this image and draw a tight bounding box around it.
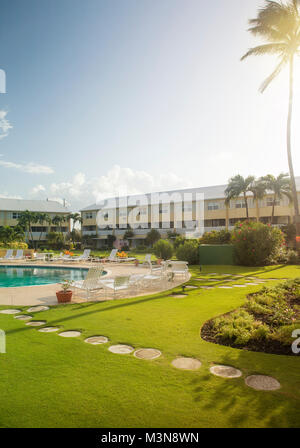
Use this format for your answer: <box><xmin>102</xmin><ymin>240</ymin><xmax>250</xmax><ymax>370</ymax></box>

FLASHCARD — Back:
<box><xmin>27</xmin><ymin>306</ymin><xmax>49</xmax><ymax>313</ymax></box>
<box><xmin>134</xmin><ymin>348</ymin><xmax>161</xmax><ymax>360</ymax></box>
<box><xmin>218</xmin><ymin>286</ymin><xmax>233</xmax><ymax>289</ymax></box>
<box><xmin>0</xmin><ymin>309</ymin><xmax>21</xmax><ymax>314</ymax></box>
<box><xmin>26</xmin><ymin>321</ymin><xmax>46</xmax><ymax>327</ymax></box>
<box><xmin>58</xmin><ymin>331</ymin><xmax>81</xmax><ymax>338</ymax></box>
<box><xmin>108</xmin><ymin>344</ymin><xmax>134</xmax><ymax>354</ymax></box>
<box><xmin>170</xmin><ymin>294</ymin><xmax>188</xmax><ymax>298</ymax></box>
<box><xmin>14</xmin><ymin>315</ymin><xmax>32</xmax><ymax>321</ymax></box>
<box><xmin>186</xmin><ymin>285</ymin><xmax>197</xmax><ymax>289</ymax></box>
<box><xmin>171</xmin><ymin>357</ymin><xmax>202</xmax><ymax>371</ymax></box>
<box><xmin>245</xmin><ymin>375</ymin><xmax>280</xmax><ymax>391</ymax></box>
<box><xmin>85</xmin><ymin>336</ymin><xmax>109</xmax><ymax>345</ymax></box>
<box><xmin>210</xmin><ymin>365</ymin><xmax>242</xmax><ymax>378</ymax></box>
<box><xmin>38</xmin><ymin>327</ymin><xmax>59</xmax><ymax>333</ymax></box>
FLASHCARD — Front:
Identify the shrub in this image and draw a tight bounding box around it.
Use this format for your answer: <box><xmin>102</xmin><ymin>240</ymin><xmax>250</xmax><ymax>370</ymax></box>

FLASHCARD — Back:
<box><xmin>173</xmin><ymin>236</ymin><xmax>186</xmax><ymax>250</ymax></box>
<box><xmin>270</xmin><ymin>323</ymin><xmax>300</xmax><ymax>346</ymax></box>
<box><xmin>231</xmin><ymin>221</ymin><xmax>284</xmax><ymax>266</ymax></box>
<box><xmin>145</xmin><ymin>229</ymin><xmax>161</xmax><ymax>247</ymax></box>
<box><xmin>153</xmin><ymin>240</ymin><xmax>173</xmax><ymax>260</ymax></box>
<box><xmin>213</xmin><ymin>310</ymin><xmax>267</xmax><ymax>345</ymax></box>
<box><xmin>0</xmin><ymin>241</ymin><xmax>28</xmax><ymax>249</ymax></box>
<box><xmin>199</xmin><ymin>229</ymin><xmax>231</xmax><ymax>245</ymax></box>
<box><xmin>175</xmin><ymin>240</ymin><xmax>199</xmax><ymax>265</ymax></box>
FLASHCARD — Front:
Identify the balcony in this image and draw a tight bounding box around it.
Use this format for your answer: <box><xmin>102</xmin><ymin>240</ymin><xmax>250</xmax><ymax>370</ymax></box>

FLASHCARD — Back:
<box><xmin>82</xmin><ymin>230</ymin><xmax>97</xmax><ymax>236</ymax></box>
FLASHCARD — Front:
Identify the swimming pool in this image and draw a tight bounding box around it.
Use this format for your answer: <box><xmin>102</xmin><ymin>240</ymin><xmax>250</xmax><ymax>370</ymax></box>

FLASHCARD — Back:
<box><xmin>0</xmin><ymin>265</ymin><xmax>90</xmax><ymax>287</ymax></box>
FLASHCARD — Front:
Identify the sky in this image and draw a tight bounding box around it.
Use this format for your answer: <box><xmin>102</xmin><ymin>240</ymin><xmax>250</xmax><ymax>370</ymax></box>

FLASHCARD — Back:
<box><xmin>0</xmin><ymin>0</ymin><xmax>300</xmax><ymax>211</ymax></box>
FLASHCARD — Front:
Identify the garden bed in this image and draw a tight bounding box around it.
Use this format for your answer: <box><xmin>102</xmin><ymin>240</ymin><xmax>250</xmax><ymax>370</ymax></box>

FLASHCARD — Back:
<box><xmin>201</xmin><ymin>278</ymin><xmax>300</xmax><ymax>356</ymax></box>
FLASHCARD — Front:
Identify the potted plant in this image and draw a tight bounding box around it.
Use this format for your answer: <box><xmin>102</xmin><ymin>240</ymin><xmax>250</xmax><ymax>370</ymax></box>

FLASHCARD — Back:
<box><xmin>56</xmin><ymin>280</ymin><xmax>73</xmax><ymax>303</ymax></box>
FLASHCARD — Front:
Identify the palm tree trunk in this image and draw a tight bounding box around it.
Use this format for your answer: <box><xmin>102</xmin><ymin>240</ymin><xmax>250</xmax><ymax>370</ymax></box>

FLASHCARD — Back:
<box><xmin>272</xmin><ymin>198</ymin><xmax>276</xmax><ymax>225</ymax></box>
<box><xmin>244</xmin><ymin>193</ymin><xmax>249</xmax><ymax>219</ymax></box>
<box><xmin>287</xmin><ymin>55</ymin><xmax>300</xmax><ymax>236</ymax></box>
<box><xmin>255</xmin><ymin>199</ymin><xmax>259</xmax><ymax>222</ymax></box>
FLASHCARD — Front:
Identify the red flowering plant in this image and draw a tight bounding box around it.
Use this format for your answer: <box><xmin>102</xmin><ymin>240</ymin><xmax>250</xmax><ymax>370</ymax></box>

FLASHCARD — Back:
<box><xmin>231</xmin><ymin>221</ymin><xmax>284</xmax><ymax>266</ymax></box>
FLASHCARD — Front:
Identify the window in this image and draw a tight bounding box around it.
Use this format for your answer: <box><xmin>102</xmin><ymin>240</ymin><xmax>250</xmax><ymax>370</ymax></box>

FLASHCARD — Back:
<box><xmin>12</xmin><ymin>212</ymin><xmax>21</xmax><ymax>220</ymax></box>
<box><xmin>207</xmin><ymin>202</ymin><xmax>219</xmax><ymax>211</ymax></box>
<box><xmin>84</xmin><ymin>212</ymin><xmax>94</xmax><ymax>219</ymax></box>
<box><xmin>235</xmin><ymin>202</ymin><xmax>246</xmax><ymax>209</ymax></box>
<box><xmin>31</xmin><ymin>226</ymin><xmax>47</xmax><ymax>233</ymax></box>
<box><xmin>204</xmin><ymin>219</ymin><xmax>226</xmax><ymax>227</ymax></box>
<box><xmin>266</xmin><ymin>199</ymin><xmax>280</xmax><ymax>207</ymax></box>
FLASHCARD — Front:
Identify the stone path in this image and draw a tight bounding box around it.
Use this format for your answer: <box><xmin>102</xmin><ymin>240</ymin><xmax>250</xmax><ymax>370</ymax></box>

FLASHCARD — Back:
<box><xmin>245</xmin><ymin>375</ymin><xmax>281</xmax><ymax>391</ymax></box>
<box><xmin>172</xmin><ymin>357</ymin><xmax>202</xmax><ymax>370</ymax></box>
<box><xmin>210</xmin><ymin>365</ymin><xmax>242</xmax><ymax>378</ymax></box>
<box><xmin>0</xmin><ymin>275</ymin><xmax>282</xmax><ymax>392</ymax></box>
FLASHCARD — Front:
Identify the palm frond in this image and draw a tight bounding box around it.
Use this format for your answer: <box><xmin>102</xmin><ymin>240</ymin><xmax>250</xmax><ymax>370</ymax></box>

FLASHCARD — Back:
<box><xmin>241</xmin><ymin>43</ymin><xmax>287</xmax><ymax>60</ymax></box>
<box><xmin>259</xmin><ymin>56</ymin><xmax>287</xmax><ymax>92</ymax></box>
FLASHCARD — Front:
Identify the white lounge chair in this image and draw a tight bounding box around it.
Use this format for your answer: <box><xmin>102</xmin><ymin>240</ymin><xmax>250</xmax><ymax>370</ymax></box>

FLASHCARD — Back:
<box><xmin>72</xmin><ymin>266</ymin><xmax>104</xmax><ymax>299</ymax></box>
<box><xmin>0</xmin><ymin>249</ymin><xmax>14</xmax><ymax>261</ymax></box>
<box><xmin>142</xmin><ymin>254</ymin><xmax>152</xmax><ymax>266</ymax></box>
<box><xmin>168</xmin><ymin>261</ymin><xmax>189</xmax><ymax>280</ymax></box>
<box><xmin>30</xmin><ymin>253</ymin><xmax>46</xmax><ymax>262</ymax></box>
<box><xmin>100</xmin><ymin>275</ymin><xmax>131</xmax><ymax>299</ymax></box>
<box><xmin>69</xmin><ymin>249</ymin><xmax>91</xmax><ymax>262</ymax></box>
<box><xmin>12</xmin><ymin>249</ymin><xmax>24</xmax><ymax>260</ymax></box>
<box><xmin>103</xmin><ymin>248</ymin><xmax>118</xmax><ymax>262</ymax></box>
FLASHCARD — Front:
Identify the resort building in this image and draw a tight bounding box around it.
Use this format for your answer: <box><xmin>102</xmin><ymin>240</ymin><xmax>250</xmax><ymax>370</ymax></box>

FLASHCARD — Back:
<box><xmin>0</xmin><ymin>198</ymin><xmax>70</xmax><ymax>243</ymax></box>
<box><xmin>81</xmin><ymin>177</ymin><xmax>300</xmax><ymax>249</ymax></box>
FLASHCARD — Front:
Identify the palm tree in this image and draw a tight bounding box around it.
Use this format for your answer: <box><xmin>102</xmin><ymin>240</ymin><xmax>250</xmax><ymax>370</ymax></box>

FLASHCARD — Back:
<box><xmin>225</xmin><ymin>175</ymin><xmax>255</xmax><ymax>219</ymax></box>
<box><xmin>241</xmin><ymin>0</ymin><xmax>300</xmax><ymax>235</ymax></box>
<box><xmin>18</xmin><ymin>211</ymin><xmax>38</xmax><ymax>248</ymax></box>
<box><xmin>261</xmin><ymin>173</ymin><xmax>293</xmax><ymax>223</ymax></box>
<box><xmin>36</xmin><ymin>213</ymin><xmax>51</xmax><ymax>244</ymax></box>
<box><xmin>69</xmin><ymin>213</ymin><xmax>83</xmax><ymax>232</ymax></box>
<box><xmin>248</xmin><ymin>179</ymin><xmax>267</xmax><ymax>222</ymax></box>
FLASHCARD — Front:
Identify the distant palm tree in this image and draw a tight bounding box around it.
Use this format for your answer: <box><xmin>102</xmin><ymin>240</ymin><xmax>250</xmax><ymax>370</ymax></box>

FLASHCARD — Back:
<box><xmin>248</xmin><ymin>179</ymin><xmax>267</xmax><ymax>222</ymax></box>
<box><xmin>69</xmin><ymin>213</ymin><xmax>83</xmax><ymax>232</ymax></box>
<box><xmin>225</xmin><ymin>175</ymin><xmax>255</xmax><ymax>219</ymax></box>
<box><xmin>241</xmin><ymin>0</ymin><xmax>300</xmax><ymax>234</ymax></box>
<box><xmin>261</xmin><ymin>173</ymin><xmax>293</xmax><ymax>224</ymax></box>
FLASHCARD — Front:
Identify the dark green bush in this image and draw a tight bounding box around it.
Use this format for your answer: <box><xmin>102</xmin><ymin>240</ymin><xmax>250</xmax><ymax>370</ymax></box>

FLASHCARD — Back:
<box><xmin>199</xmin><ymin>229</ymin><xmax>231</xmax><ymax>245</ymax></box>
<box><xmin>175</xmin><ymin>240</ymin><xmax>199</xmax><ymax>265</ymax></box>
<box><xmin>231</xmin><ymin>221</ymin><xmax>284</xmax><ymax>266</ymax></box>
<box><xmin>153</xmin><ymin>240</ymin><xmax>173</xmax><ymax>260</ymax></box>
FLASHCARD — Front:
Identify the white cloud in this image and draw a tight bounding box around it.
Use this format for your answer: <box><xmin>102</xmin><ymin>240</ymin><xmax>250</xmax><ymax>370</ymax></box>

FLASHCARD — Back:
<box><xmin>0</xmin><ymin>192</ymin><xmax>22</xmax><ymax>199</ymax></box>
<box><xmin>48</xmin><ymin>165</ymin><xmax>191</xmax><ymax>208</ymax></box>
<box><xmin>31</xmin><ymin>184</ymin><xmax>46</xmax><ymax>195</ymax></box>
<box><xmin>0</xmin><ymin>111</ymin><xmax>12</xmax><ymax>140</ymax></box>
<box><xmin>0</xmin><ymin>159</ymin><xmax>54</xmax><ymax>174</ymax></box>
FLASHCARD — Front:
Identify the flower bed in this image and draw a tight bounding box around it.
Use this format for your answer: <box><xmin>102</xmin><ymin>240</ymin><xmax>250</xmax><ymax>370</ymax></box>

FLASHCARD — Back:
<box><xmin>201</xmin><ymin>278</ymin><xmax>300</xmax><ymax>355</ymax></box>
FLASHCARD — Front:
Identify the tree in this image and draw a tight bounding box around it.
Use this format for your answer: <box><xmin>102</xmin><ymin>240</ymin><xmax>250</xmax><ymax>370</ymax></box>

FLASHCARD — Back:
<box><xmin>145</xmin><ymin>229</ymin><xmax>161</xmax><ymax>247</ymax></box>
<box><xmin>52</xmin><ymin>215</ymin><xmax>67</xmax><ymax>234</ymax></box>
<box><xmin>123</xmin><ymin>230</ymin><xmax>134</xmax><ymax>248</ymax></box>
<box><xmin>153</xmin><ymin>240</ymin><xmax>173</xmax><ymax>260</ymax></box>
<box><xmin>225</xmin><ymin>175</ymin><xmax>255</xmax><ymax>218</ymax></box>
<box><xmin>241</xmin><ymin>0</ymin><xmax>300</xmax><ymax>236</ymax></box>
<box><xmin>0</xmin><ymin>225</ymin><xmax>24</xmax><ymax>244</ymax></box>
<box><xmin>69</xmin><ymin>213</ymin><xmax>83</xmax><ymax>232</ymax></box>
<box><xmin>248</xmin><ymin>179</ymin><xmax>267</xmax><ymax>222</ymax></box>
<box><xmin>261</xmin><ymin>173</ymin><xmax>292</xmax><ymax>224</ymax></box>
<box><xmin>18</xmin><ymin>211</ymin><xmax>38</xmax><ymax>248</ymax></box>
<box><xmin>36</xmin><ymin>213</ymin><xmax>51</xmax><ymax>244</ymax></box>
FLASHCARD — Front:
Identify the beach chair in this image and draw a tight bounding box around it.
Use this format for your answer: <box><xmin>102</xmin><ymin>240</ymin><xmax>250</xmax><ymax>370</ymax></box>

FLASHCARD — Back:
<box><xmin>0</xmin><ymin>249</ymin><xmax>14</xmax><ymax>261</ymax></box>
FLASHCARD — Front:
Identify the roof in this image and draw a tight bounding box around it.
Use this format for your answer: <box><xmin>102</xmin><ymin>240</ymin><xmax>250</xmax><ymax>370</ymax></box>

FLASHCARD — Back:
<box><xmin>0</xmin><ymin>198</ymin><xmax>69</xmax><ymax>213</ymax></box>
<box><xmin>81</xmin><ymin>176</ymin><xmax>300</xmax><ymax>212</ymax></box>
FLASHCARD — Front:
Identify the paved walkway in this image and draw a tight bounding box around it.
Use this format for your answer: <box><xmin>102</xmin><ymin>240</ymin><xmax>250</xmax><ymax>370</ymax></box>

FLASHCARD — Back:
<box><xmin>0</xmin><ymin>261</ymin><xmax>187</xmax><ymax>306</ymax></box>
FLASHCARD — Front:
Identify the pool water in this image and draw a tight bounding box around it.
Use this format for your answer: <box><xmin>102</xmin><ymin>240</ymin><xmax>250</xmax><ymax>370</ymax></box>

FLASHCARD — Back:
<box><xmin>0</xmin><ymin>265</ymin><xmax>89</xmax><ymax>287</ymax></box>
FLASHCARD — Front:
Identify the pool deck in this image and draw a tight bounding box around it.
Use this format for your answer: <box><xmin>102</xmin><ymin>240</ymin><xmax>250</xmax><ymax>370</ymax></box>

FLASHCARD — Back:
<box><xmin>0</xmin><ymin>261</ymin><xmax>188</xmax><ymax>306</ymax></box>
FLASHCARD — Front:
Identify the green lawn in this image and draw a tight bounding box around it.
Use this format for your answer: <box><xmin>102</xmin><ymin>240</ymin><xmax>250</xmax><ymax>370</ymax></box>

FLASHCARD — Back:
<box><xmin>0</xmin><ymin>264</ymin><xmax>299</xmax><ymax>428</ymax></box>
